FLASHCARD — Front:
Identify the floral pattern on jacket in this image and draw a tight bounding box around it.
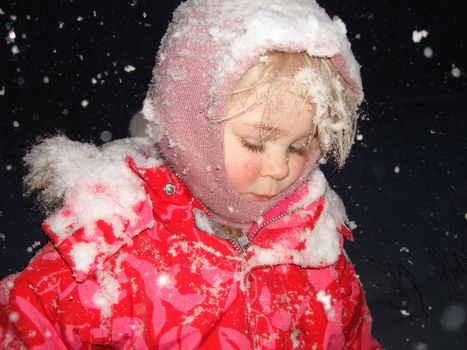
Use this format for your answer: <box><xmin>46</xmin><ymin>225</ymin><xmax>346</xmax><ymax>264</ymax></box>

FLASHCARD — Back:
<box><xmin>1</xmin><ymin>158</ymin><xmax>380</xmax><ymax>349</ymax></box>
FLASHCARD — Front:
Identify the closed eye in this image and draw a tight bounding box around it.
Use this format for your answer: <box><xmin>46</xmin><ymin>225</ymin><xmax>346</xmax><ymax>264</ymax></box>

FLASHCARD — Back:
<box><xmin>240</xmin><ymin>139</ymin><xmax>265</xmax><ymax>153</ymax></box>
<box><xmin>289</xmin><ymin>144</ymin><xmax>307</xmax><ymax>155</ymax></box>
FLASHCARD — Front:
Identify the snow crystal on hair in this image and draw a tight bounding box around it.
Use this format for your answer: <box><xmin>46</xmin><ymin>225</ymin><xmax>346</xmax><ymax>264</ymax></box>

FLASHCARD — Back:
<box><xmin>295</xmin><ymin>61</ymin><xmax>357</xmax><ymax>166</ymax></box>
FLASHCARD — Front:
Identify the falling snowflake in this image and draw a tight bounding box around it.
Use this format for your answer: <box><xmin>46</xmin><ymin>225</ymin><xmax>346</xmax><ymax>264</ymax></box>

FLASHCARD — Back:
<box><xmin>100</xmin><ymin>130</ymin><xmax>112</xmax><ymax>143</ymax></box>
<box><xmin>412</xmin><ymin>29</ymin><xmax>428</xmax><ymax>43</ymax></box>
<box><xmin>423</xmin><ymin>47</ymin><xmax>433</xmax><ymax>58</ymax></box>
<box><xmin>451</xmin><ymin>66</ymin><xmax>461</xmax><ymax>78</ymax></box>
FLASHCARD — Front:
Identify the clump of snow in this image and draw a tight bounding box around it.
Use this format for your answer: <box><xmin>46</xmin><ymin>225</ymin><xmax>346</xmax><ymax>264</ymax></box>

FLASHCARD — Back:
<box><xmin>220</xmin><ymin>1</ymin><xmax>354</xmax><ymax>76</ymax></box>
<box><xmin>141</xmin><ymin>98</ymin><xmax>163</xmax><ymax>142</ymax></box>
<box><xmin>23</xmin><ymin>136</ymin><xmax>160</xmax><ymax>241</ymax></box>
<box><xmin>0</xmin><ymin>86</ymin><xmax>5</xmax><ymax>96</ymax></box>
<box><xmin>129</xmin><ymin>111</ymin><xmax>149</xmax><ymax>137</ymax></box>
<box><xmin>124</xmin><ymin>65</ymin><xmax>136</xmax><ymax>72</ymax></box>
<box><xmin>423</xmin><ymin>47</ymin><xmax>433</xmax><ymax>58</ymax></box>
<box><xmin>394</xmin><ymin>165</ymin><xmax>400</xmax><ymax>174</ymax></box>
<box><xmin>193</xmin><ymin>210</ymin><xmax>216</xmax><ymax>235</ymax></box>
<box><xmin>81</xmin><ymin>99</ymin><xmax>89</xmax><ymax>108</ymax></box>
<box><xmin>92</xmin><ymin>269</ymin><xmax>121</xmax><ymax>319</ymax></box>
<box><xmin>13</xmin><ymin>120</ymin><xmax>19</xmax><ymax>127</ymax></box>
<box><xmin>412</xmin><ymin>29</ymin><xmax>428</xmax><ymax>43</ymax></box>
<box><xmin>356</xmin><ymin>134</ymin><xmax>363</xmax><ymax>141</ymax></box>
<box><xmin>288</xmin><ymin>169</ymin><xmax>327</xmax><ymax>212</ymax></box>
<box><xmin>290</xmin><ymin>328</ymin><xmax>301</xmax><ymax>349</ymax></box>
<box><xmin>43</xmin><ymin>76</ymin><xmax>50</xmax><ymax>84</ymax></box>
<box><xmin>70</xmin><ymin>242</ymin><xmax>98</xmax><ymax>273</ymax></box>
<box><xmin>316</xmin><ymin>291</ymin><xmax>334</xmax><ymax>319</ymax></box>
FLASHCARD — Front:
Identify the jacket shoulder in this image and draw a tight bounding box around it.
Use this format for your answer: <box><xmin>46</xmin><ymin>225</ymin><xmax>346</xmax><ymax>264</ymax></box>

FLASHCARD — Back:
<box><xmin>24</xmin><ymin>136</ymin><xmax>159</xmax><ymax>282</ymax></box>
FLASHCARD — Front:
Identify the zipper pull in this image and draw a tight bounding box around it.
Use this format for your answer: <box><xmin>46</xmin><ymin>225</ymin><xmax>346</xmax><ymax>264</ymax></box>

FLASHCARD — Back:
<box><xmin>235</xmin><ymin>233</ymin><xmax>250</xmax><ymax>255</ymax></box>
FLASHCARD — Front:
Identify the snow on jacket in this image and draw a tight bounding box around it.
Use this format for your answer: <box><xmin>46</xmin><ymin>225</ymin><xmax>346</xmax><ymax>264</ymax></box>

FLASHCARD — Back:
<box><xmin>0</xmin><ymin>137</ymin><xmax>380</xmax><ymax>349</ymax></box>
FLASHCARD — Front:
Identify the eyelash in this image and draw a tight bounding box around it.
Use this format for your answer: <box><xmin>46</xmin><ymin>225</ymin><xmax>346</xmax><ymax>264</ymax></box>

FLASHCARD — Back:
<box><xmin>240</xmin><ymin>139</ymin><xmax>307</xmax><ymax>155</ymax></box>
<box><xmin>240</xmin><ymin>139</ymin><xmax>264</xmax><ymax>153</ymax></box>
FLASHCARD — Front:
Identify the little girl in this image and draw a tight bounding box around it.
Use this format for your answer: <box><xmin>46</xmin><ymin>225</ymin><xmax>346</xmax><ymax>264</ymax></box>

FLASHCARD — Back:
<box><xmin>1</xmin><ymin>0</ymin><xmax>381</xmax><ymax>348</ymax></box>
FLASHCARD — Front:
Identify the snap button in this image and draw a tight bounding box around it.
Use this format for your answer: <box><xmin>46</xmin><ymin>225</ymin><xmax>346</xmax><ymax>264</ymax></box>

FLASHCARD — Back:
<box><xmin>163</xmin><ymin>183</ymin><xmax>176</xmax><ymax>196</ymax></box>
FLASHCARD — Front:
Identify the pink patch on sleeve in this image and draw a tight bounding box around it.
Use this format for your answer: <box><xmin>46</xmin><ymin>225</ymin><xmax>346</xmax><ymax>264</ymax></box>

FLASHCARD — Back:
<box><xmin>159</xmin><ymin>325</ymin><xmax>202</xmax><ymax>349</ymax></box>
<box><xmin>200</xmin><ymin>266</ymin><xmax>234</xmax><ymax>286</ymax></box>
<box><xmin>218</xmin><ymin>327</ymin><xmax>252</xmax><ymax>350</ymax></box>
<box><xmin>258</xmin><ymin>286</ymin><xmax>271</xmax><ymax>311</ymax></box>
<box><xmin>271</xmin><ymin>308</ymin><xmax>291</xmax><ymax>331</ymax></box>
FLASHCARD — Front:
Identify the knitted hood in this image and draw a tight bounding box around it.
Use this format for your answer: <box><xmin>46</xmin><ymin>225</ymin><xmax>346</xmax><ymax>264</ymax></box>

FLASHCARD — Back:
<box><xmin>143</xmin><ymin>0</ymin><xmax>362</xmax><ymax>227</ymax></box>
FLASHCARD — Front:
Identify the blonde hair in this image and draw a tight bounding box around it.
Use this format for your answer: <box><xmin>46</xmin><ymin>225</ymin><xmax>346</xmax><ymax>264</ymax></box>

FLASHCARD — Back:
<box><xmin>228</xmin><ymin>51</ymin><xmax>358</xmax><ymax>166</ymax></box>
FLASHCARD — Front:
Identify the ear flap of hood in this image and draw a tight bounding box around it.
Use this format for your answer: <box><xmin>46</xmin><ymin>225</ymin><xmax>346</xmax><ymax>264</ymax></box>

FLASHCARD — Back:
<box><xmin>143</xmin><ymin>0</ymin><xmax>362</xmax><ymax>227</ymax></box>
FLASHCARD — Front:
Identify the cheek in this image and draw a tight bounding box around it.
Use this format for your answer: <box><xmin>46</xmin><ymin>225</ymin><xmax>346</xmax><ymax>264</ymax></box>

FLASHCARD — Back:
<box><xmin>225</xmin><ymin>154</ymin><xmax>260</xmax><ymax>192</ymax></box>
<box><xmin>288</xmin><ymin>157</ymin><xmax>307</xmax><ymax>180</ymax></box>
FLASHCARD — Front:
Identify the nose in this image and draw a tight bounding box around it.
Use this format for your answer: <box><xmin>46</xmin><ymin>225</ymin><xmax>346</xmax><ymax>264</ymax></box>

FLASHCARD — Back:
<box><xmin>261</xmin><ymin>151</ymin><xmax>289</xmax><ymax>180</ymax></box>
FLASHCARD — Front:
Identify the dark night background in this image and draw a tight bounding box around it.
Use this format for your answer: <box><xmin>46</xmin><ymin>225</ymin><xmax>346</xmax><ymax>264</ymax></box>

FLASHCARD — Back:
<box><xmin>1</xmin><ymin>1</ymin><xmax>466</xmax><ymax>348</ymax></box>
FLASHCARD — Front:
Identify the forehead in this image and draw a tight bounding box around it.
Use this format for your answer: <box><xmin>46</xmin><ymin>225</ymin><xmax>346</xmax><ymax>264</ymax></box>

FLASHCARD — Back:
<box><xmin>226</xmin><ymin>84</ymin><xmax>314</xmax><ymax>138</ymax></box>
<box><xmin>227</xmin><ymin>81</ymin><xmax>314</xmax><ymax>122</ymax></box>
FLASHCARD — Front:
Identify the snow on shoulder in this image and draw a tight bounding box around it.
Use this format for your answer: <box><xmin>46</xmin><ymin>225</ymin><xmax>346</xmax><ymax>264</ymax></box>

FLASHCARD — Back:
<box><xmin>248</xmin><ymin>171</ymin><xmax>349</xmax><ymax>270</ymax></box>
<box><xmin>23</xmin><ymin>136</ymin><xmax>160</xmax><ymax>241</ymax></box>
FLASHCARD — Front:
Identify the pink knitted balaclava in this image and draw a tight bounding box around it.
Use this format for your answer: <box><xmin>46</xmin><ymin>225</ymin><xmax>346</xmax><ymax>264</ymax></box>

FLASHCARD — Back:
<box><xmin>143</xmin><ymin>0</ymin><xmax>363</xmax><ymax>228</ymax></box>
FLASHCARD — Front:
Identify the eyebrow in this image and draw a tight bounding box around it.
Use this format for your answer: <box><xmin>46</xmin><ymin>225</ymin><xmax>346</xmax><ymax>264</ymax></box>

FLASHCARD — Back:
<box><xmin>243</xmin><ymin>123</ymin><xmax>283</xmax><ymax>138</ymax></box>
<box><xmin>242</xmin><ymin>123</ymin><xmax>310</xmax><ymax>142</ymax></box>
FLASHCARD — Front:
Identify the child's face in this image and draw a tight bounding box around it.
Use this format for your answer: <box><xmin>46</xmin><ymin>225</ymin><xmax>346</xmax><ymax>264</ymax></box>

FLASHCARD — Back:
<box><xmin>224</xmin><ymin>87</ymin><xmax>315</xmax><ymax>202</ymax></box>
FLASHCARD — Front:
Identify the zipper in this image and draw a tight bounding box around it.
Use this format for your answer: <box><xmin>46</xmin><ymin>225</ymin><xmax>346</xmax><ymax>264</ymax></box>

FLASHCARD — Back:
<box><xmin>231</xmin><ymin>209</ymin><xmax>294</xmax><ymax>258</ymax></box>
<box><xmin>176</xmin><ymin>172</ymin><xmax>325</xmax><ymax>258</ymax></box>
<box><xmin>192</xmin><ymin>196</ymin><xmax>319</xmax><ymax>258</ymax></box>
<box><xmin>249</xmin><ymin>210</ymin><xmax>290</xmax><ymax>243</ymax></box>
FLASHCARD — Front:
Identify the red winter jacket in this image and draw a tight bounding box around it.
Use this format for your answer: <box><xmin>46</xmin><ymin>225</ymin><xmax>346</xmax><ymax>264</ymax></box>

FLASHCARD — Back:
<box><xmin>1</xmin><ymin>159</ymin><xmax>380</xmax><ymax>349</ymax></box>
